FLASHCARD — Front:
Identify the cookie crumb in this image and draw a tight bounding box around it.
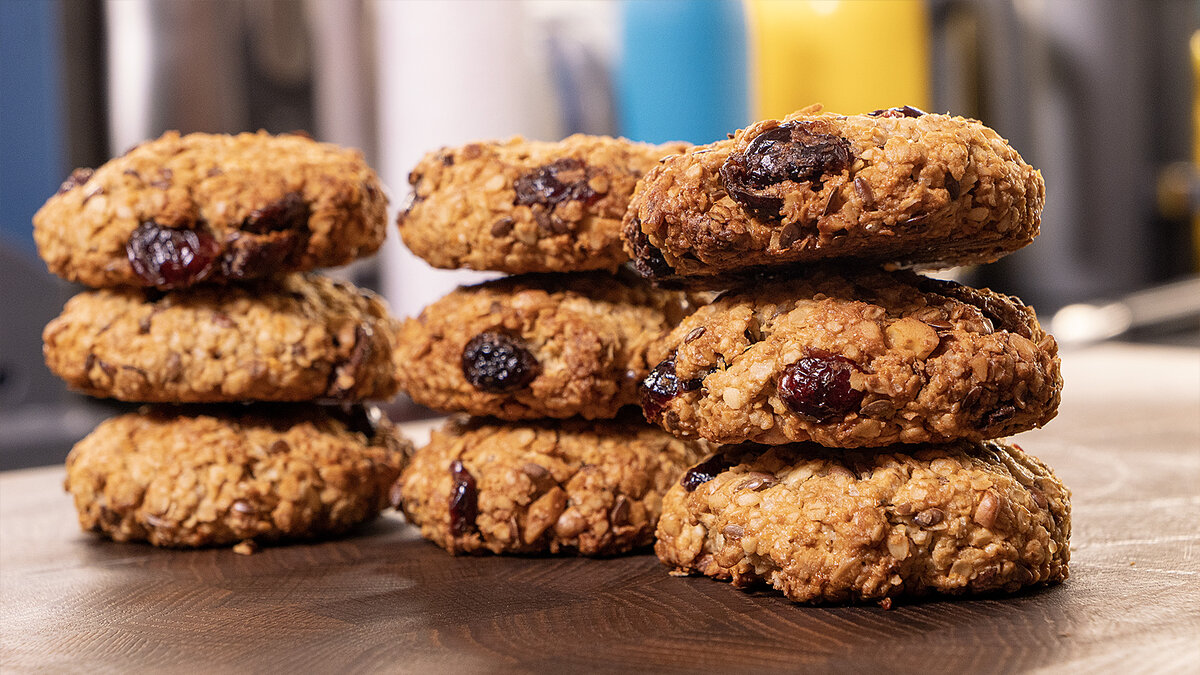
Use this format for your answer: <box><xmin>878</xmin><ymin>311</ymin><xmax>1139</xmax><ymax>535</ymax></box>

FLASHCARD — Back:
<box><xmin>233</xmin><ymin>539</ymin><xmax>259</xmax><ymax>555</ymax></box>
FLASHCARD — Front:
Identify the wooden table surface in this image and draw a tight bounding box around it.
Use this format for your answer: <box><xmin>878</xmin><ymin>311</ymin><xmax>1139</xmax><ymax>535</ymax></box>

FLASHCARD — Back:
<box><xmin>2</xmin><ymin>343</ymin><xmax>1198</xmax><ymax>673</ymax></box>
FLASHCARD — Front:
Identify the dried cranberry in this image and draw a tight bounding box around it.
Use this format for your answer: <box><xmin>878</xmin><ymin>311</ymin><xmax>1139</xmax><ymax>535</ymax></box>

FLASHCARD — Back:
<box><xmin>513</xmin><ymin>158</ymin><xmax>599</xmax><ymax>207</ymax></box>
<box><xmin>242</xmin><ymin>192</ymin><xmax>309</xmax><ymax>234</ymax></box>
<box><xmin>448</xmin><ymin>459</ymin><xmax>478</xmax><ymax>536</ymax></box>
<box><xmin>778</xmin><ymin>349</ymin><xmax>864</xmax><ymax>422</ymax></box>
<box><xmin>58</xmin><ymin>168</ymin><xmax>94</xmax><ymax>194</ymax></box>
<box><xmin>680</xmin><ymin>453</ymin><xmax>736</xmax><ymax>492</ymax></box>
<box><xmin>720</xmin><ymin>122</ymin><xmax>852</xmax><ymax>221</ymax></box>
<box><xmin>641</xmin><ymin>358</ymin><xmax>704</xmax><ymax>421</ymax></box>
<box><xmin>461</xmin><ymin>332</ymin><xmax>539</xmax><ymax>393</ymax></box>
<box><xmin>126</xmin><ymin>221</ymin><xmax>219</xmax><ymax>289</ymax></box>
<box><xmin>868</xmin><ymin>105</ymin><xmax>927</xmax><ymax>118</ymax></box>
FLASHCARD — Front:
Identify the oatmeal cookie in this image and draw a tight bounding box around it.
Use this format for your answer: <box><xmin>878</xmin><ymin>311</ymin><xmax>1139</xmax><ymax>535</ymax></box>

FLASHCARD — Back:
<box><xmin>623</xmin><ymin>105</ymin><xmax>1044</xmax><ymax>279</ymax></box>
<box><xmin>396</xmin><ymin>271</ymin><xmax>702</xmax><ymax>420</ymax></box>
<box><xmin>395</xmin><ymin>415</ymin><xmax>708</xmax><ymax>555</ymax></box>
<box><xmin>34</xmin><ymin>131</ymin><xmax>387</xmax><ymax>289</ymax></box>
<box><xmin>642</xmin><ymin>267</ymin><xmax>1060</xmax><ymax>447</ymax></box>
<box><xmin>398</xmin><ymin>134</ymin><xmax>687</xmax><ymax>273</ymax></box>
<box><xmin>44</xmin><ymin>273</ymin><xmax>401</xmax><ymax>403</ymax></box>
<box><xmin>64</xmin><ymin>404</ymin><xmax>411</xmax><ymax>549</ymax></box>
<box><xmin>655</xmin><ymin>439</ymin><xmax>1070</xmax><ymax>604</ymax></box>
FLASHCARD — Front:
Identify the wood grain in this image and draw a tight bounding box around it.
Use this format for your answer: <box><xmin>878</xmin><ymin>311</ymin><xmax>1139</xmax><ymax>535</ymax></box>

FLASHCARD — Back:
<box><xmin>2</xmin><ymin>344</ymin><xmax>1198</xmax><ymax>673</ymax></box>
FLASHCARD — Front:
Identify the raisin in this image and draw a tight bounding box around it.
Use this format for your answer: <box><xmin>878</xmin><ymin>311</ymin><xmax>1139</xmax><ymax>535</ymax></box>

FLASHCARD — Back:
<box><xmin>58</xmin><ymin>168</ymin><xmax>94</xmax><ymax>194</ymax></box>
<box><xmin>641</xmin><ymin>358</ymin><xmax>704</xmax><ymax>421</ymax></box>
<box><xmin>126</xmin><ymin>221</ymin><xmax>220</xmax><ymax>289</ymax></box>
<box><xmin>461</xmin><ymin>332</ymin><xmax>539</xmax><ymax>393</ymax></box>
<box><xmin>719</xmin><ymin>122</ymin><xmax>852</xmax><ymax>221</ymax></box>
<box><xmin>868</xmin><ymin>105</ymin><xmax>927</xmax><ymax>118</ymax></box>
<box><xmin>625</xmin><ymin>217</ymin><xmax>675</xmax><ymax>279</ymax></box>
<box><xmin>513</xmin><ymin>158</ymin><xmax>599</xmax><ymax>207</ymax></box>
<box><xmin>778</xmin><ymin>349</ymin><xmax>864</xmax><ymax>422</ymax></box>
<box><xmin>680</xmin><ymin>453</ymin><xmax>736</xmax><ymax>492</ymax></box>
<box><xmin>220</xmin><ymin>230</ymin><xmax>298</xmax><ymax>280</ymax></box>
<box><xmin>242</xmin><ymin>192</ymin><xmax>309</xmax><ymax>234</ymax></box>
<box><xmin>448</xmin><ymin>459</ymin><xmax>478</xmax><ymax>536</ymax></box>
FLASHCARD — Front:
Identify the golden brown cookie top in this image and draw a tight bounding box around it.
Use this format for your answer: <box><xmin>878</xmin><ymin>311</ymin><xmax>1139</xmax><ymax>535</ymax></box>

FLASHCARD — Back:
<box><xmin>624</xmin><ymin>105</ymin><xmax>1044</xmax><ymax>281</ymax></box>
<box><xmin>35</xmin><ymin>131</ymin><xmax>388</xmax><ymax>289</ymax></box>
<box><xmin>399</xmin><ymin>134</ymin><xmax>688</xmax><ymax>273</ymax></box>
<box><xmin>396</xmin><ymin>271</ymin><xmax>705</xmax><ymax>420</ymax></box>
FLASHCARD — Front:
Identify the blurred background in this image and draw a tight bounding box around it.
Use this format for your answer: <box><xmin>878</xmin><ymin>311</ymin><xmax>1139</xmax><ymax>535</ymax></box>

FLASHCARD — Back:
<box><xmin>1</xmin><ymin>0</ymin><xmax>1197</xmax><ymax>468</ymax></box>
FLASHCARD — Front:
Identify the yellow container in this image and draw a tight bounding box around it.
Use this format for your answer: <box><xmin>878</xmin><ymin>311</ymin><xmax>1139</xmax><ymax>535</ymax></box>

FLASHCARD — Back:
<box><xmin>746</xmin><ymin>0</ymin><xmax>931</xmax><ymax>119</ymax></box>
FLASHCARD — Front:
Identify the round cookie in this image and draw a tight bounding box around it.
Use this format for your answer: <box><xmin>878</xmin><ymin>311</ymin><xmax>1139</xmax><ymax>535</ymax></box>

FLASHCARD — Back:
<box><xmin>43</xmin><ymin>273</ymin><xmax>402</xmax><ymax>403</ymax></box>
<box><xmin>655</xmin><ymin>439</ymin><xmax>1070</xmax><ymax>604</ymax></box>
<box><xmin>398</xmin><ymin>134</ymin><xmax>687</xmax><ymax>273</ymax></box>
<box><xmin>64</xmin><ymin>404</ymin><xmax>411</xmax><ymax>549</ymax></box>
<box><xmin>642</xmin><ymin>267</ymin><xmax>1061</xmax><ymax>447</ymax></box>
<box><xmin>623</xmin><ymin>105</ymin><xmax>1044</xmax><ymax>280</ymax></box>
<box><xmin>395</xmin><ymin>415</ymin><xmax>708</xmax><ymax>555</ymax></box>
<box><xmin>35</xmin><ymin>131</ymin><xmax>388</xmax><ymax>289</ymax></box>
<box><xmin>396</xmin><ymin>271</ymin><xmax>703</xmax><ymax>420</ymax></box>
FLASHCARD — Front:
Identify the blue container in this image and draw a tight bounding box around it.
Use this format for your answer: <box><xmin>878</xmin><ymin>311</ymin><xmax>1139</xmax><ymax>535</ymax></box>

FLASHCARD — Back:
<box><xmin>615</xmin><ymin>0</ymin><xmax>749</xmax><ymax>145</ymax></box>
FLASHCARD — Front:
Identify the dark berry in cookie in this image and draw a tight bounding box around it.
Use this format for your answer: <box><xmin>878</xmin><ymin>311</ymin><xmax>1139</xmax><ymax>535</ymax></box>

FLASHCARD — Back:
<box><xmin>680</xmin><ymin>452</ymin><xmax>739</xmax><ymax>492</ymax></box>
<box><xmin>513</xmin><ymin>158</ymin><xmax>600</xmax><ymax>207</ymax></box>
<box><xmin>719</xmin><ymin>122</ymin><xmax>852</xmax><ymax>221</ymax></box>
<box><xmin>242</xmin><ymin>192</ymin><xmax>309</xmax><ymax>234</ymax></box>
<box><xmin>778</xmin><ymin>350</ymin><xmax>864</xmax><ymax>422</ymax></box>
<box><xmin>641</xmin><ymin>358</ymin><xmax>704</xmax><ymax>421</ymax></box>
<box><xmin>868</xmin><ymin>105</ymin><xmax>926</xmax><ymax>118</ymax></box>
<box><xmin>448</xmin><ymin>459</ymin><xmax>478</xmax><ymax>536</ymax></box>
<box><xmin>461</xmin><ymin>332</ymin><xmax>539</xmax><ymax>393</ymax></box>
<box><xmin>126</xmin><ymin>221</ymin><xmax>220</xmax><ymax>289</ymax></box>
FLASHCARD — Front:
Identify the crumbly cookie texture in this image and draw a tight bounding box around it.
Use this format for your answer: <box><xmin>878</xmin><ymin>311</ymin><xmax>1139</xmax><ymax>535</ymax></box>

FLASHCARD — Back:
<box><xmin>623</xmin><ymin>105</ymin><xmax>1044</xmax><ymax>280</ymax></box>
<box><xmin>396</xmin><ymin>415</ymin><xmax>708</xmax><ymax>555</ymax></box>
<box><xmin>44</xmin><ymin>273</ymin><xmax>402</xmax><ymax>403</ymax></box>
<box><xmin>64</xmin><ymin>404</ymin><xmax>411</xmax><ymax>549</ymax></box>
<box><xmin>396</xmin><ymin>271</ymin><xmax>703</xmax><ymax>420</ymax></box>
<box><xmin>398</xmin><ymin>134</ymin><xmax>688</xmax><ymax>273</ymax></box>
<box><xmin>643</xmin><ymin>267</ymin><xmax>1060</xmax><ymax>447</ymax></box>
<box><xmin>34</xmin><ymin>130</ymin><xmax>388</xmax><ymax>289</ymax></box>
<box><xmin>655</xmin><ymin>439</ymin><xmax>1070</xmax><ymax>604</ymax></box>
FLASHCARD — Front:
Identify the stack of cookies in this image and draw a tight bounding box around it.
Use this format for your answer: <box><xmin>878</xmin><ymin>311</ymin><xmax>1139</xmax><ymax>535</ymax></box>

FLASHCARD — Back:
<box><xmin>391</xmin><ymin>135</ymin><xmax>713</xmax><ymax>555</ymax></box>
<box><xmin>35</xmin><ymin>131</ymin><xmax>412</xmax><ymax>553</ymax></box>
<box><xmin>622</xmin><ymin>106</ymin><xmax>1071</xmax><ymax>604</ymax></box>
